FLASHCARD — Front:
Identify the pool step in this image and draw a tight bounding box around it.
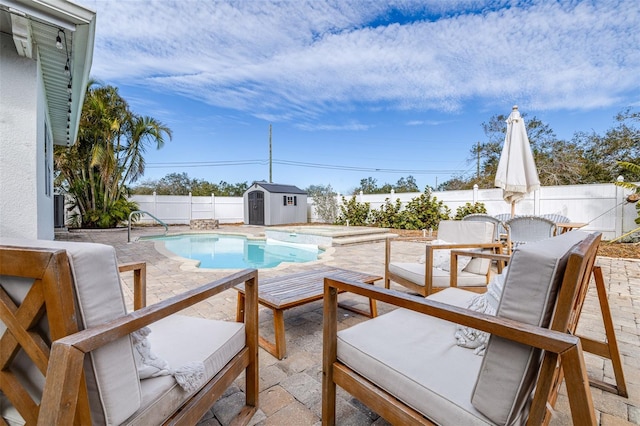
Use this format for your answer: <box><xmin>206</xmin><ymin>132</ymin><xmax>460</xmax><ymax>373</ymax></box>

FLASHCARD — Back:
<box><xmin>331</xmin><ymin>232</ymin><xmax>397</xmax><ymax>246</ymax></box>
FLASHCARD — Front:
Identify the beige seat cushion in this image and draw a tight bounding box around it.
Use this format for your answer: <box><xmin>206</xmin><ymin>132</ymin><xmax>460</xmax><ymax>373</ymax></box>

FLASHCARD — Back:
<box><xmin>125</xmin><ymin>315</ymin><xmax>245</xmax><ymax>425</ymax></box>
<box><xmin>389</xmin><ymin>262</ymin><xmax>489</xmax><ymax>288</ymax></box>
<box><xmin>0</xmin><ymin>238</ymin><xmax>141</xmax><ymax>425</ymax></box>
<box><xmin>437</xmin><ymin>221</ymin><xmax>494</xmax><ymax>274</ymax></box>
<box><xmin>337</xmin><ymin>288</ymin><xmax>493</xmax><ymax>425</ymax></box>
<box><xmin>472</xmin><ymin>231</ymin><xmax>591</xmax><ymax>425</ymax></box>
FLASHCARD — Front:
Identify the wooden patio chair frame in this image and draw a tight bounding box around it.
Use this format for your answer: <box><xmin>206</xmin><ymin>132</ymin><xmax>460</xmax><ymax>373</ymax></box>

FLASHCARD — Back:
<box><xmin>324</xmin><ymin>233</ymin><xmax>602</xmax><ymax>425</ymax></box>
<box><xmin>450</xmin><ymin>249</ymin><xmax>628</xmax><ymax>398</ymax></box>
<box><xmin>0</xmin><ymin>245</ymin><xmax>259</xmax><ymax>425</ymax></box>
<box><xmin>384</xmin><ymin>237</ymin><xmax>504</xmax><ymax>297</ymax></box>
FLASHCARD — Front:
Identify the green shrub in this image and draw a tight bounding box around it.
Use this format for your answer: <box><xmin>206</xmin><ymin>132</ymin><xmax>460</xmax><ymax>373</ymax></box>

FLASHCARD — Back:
<box><xmin>335</xmin><ymin>196</ymin><xmax>371</xmax><ymax>226</ymax></box>
<box><xmin>370</xmin><ymin>198</ymin><xmax>403</xmax><ymax>228</ymax></box>
<box><xmin>615</xmin><ymin>161</ymin><xmax>640</xmax><ymax>225</ymax></box>
<box><xmin>454</xmin><ymin>202</ymin><xmax>487</xmax><ymax>220</ymax></box>
<box><xmin>397</xmin><ymin>189</ymin><xmax>451</xmax><ymax>230</ymax></box>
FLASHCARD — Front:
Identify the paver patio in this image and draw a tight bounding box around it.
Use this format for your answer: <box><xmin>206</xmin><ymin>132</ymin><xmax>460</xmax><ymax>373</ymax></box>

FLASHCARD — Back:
<box><xmin>55</xmin><ymin>225</ymin><xmax>640</xmax><ymax>425</ymax></box>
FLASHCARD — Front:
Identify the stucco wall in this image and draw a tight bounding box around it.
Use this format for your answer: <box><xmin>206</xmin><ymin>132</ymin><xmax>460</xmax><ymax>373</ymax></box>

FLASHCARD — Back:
<box><xmin>0</xmin><ymin>33</ymin><xmax>52</xmax><ymax>239</ymax></box>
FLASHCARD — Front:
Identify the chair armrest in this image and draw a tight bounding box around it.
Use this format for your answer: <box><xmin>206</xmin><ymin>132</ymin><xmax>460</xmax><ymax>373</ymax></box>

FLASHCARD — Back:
<box><xmin>450</xmin><ymin>248</ymin><xmax>509</xmax><ymax>275</ymax></box>
<box><xmin>38</xmin><ymin>268</ymin><xmax>259</xmax><ymax>426</ymax></box>
<box><xmin>118</xmin><ymin>262</ymin><xmax>147</xmax><ymax>310</ymax></box>
<box><xmin>428</xmin><ymin>242</ymin><xmax>502</xmax><ymax>250</ymax></box>
<box><xmin>450</xmin><ymin>250</ymin><xmax>510</xmax><ymax>262</ymax></box>
<box><xmin>322</xmin><ymin>278</ymin><xmax>596</xmax><ymax>425</ymax></box>
<box><xmin>384</xmin><ymin>236</ymin><xmax>433</xmax><ymax>263</ymax></box>
<box><xmin>325</xmin><ymin>277</ymin><xmax>571</xmax><ymax>350</ymax></box>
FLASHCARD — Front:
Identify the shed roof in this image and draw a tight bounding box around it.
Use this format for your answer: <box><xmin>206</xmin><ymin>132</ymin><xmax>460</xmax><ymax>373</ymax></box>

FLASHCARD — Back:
<box><xmin>252</xmin><ymin>182</ymin><xmax>306</xmax><ymax>194</ymax></box>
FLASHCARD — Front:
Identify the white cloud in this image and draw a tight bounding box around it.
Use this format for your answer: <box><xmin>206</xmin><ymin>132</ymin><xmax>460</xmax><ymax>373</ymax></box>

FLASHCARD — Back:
<box><xmin>79</xmin><ymin>0</ymin><xmax>640</xmax><ymax>124</ymax></box>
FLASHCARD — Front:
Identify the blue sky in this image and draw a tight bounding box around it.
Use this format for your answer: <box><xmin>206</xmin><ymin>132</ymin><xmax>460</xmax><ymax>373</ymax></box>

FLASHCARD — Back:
<box><xmin>77</xmin><ymin>0</ymin><xmax>640</xmax><ymax>194</ymax></box>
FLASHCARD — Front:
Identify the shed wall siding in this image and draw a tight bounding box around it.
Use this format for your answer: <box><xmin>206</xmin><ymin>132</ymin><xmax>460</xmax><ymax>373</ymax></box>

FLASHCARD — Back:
<box><xmin>243</xmin><ymin>184</ymin><xmax>307</xmax><ymax>225</ymax></box>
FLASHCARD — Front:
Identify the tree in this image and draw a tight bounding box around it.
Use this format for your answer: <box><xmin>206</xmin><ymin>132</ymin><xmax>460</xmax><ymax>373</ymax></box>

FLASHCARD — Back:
<box><xmin>55</xmin><ymin>81</ymin><xmax>172</xmax><ymax>228</ymax></box>
<box><xmin>441</xmin><ymin>113</ymin><xmax>587</xmax><ymax>189</ymax></box>
<box><xmin>355</xmin><ymin>177</ymin><xmax>379</xmax><ymax>194</ymax></box>
<box><xmin>130</xmin><ymin>174</ymin><xmax>249</xmax><ymax>196</ymax></box>
<box><xmin>579</xmin><ymin>109</ymin><xmax>640</xmax><ymax>183</ymax></box>
<box><xmin>157</xmin><ymin>172</ymin><xmax>192</xmax><ymax>194</ymax></box>
<box><xmin>394</xmin><ymin>176</ymin><xmax>419</xmax><ymax>192</ymax></box>
<box><xmin>306</xmin><ymin>184</ymin><xmax>338</xmax><ymax>223</ymax></box>
<box><xmin>353</xmin><ymin>175</ymin><xmax>420</xmax><ymax>194</ymax></box>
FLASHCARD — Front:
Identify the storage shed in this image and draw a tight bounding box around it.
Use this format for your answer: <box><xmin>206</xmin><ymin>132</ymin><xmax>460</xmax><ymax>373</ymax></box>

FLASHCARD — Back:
<box><xmin>243</xmin><ymin>182</ymin><xmax>307</xmax><ymax>225</ymax></box>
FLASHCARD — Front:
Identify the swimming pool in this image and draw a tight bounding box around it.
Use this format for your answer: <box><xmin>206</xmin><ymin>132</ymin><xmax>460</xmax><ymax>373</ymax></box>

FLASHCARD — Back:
<box><xmin>147</xmin><ymin>234</ymin><xmax>323</xmax><ymax>269</ymax></box>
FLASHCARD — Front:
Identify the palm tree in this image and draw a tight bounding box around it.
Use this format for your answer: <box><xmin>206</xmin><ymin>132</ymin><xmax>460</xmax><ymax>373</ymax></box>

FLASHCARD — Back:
<box><xmin>55</xmin><ymin>81</ymin><xmax>172</xmax><ymax>228</ymax></box>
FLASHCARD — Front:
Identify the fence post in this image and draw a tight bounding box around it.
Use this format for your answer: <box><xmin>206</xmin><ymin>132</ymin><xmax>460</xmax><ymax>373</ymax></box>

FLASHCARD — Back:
<box><xmin>359</xmin><ymin>190</ymin><xmax>363</xmax><ymax>202</ymax></box>
<box><xmin>153</xmin><ymin>191</ymin><xmax>157</xmax><ymax>223</ymax></box>
<box><xmin>615</xmin><ymin>176</ymin><xmax>624</xmax><ymax>238</ymax></box>
<box><xmin>189</xmin><ymin>192</ymin><xmax>193</xmax><ymax>222</ymax></box>
<box><xmin>534</xmin><ymin>188</ymin><xmax>541</xmax><ymax>215</ymax></box>
<box><xmin>212</xmin><ymin>192</ymin><xmax>216</xmax><ymax>219</ymax></box>
<box><xmin>473</xmin><ymin>184</ymin><xmax>478</xmax><ymax>204</ymax></box>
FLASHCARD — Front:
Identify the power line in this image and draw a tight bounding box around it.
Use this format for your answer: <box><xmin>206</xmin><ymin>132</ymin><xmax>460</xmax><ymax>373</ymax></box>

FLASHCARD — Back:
<box><xmin>146</xmin><ymin>158</ymin><xmax>466</xmax><ymax>175</ymax></box>
<box><xmin>272</xmin><ymin>159</ymin><xmax>463</xmax><ymax>174</ymax></box>
<box><xmin>146</xmin><ymin>159</ymin><xmax>267</xmax><ymax>168</ymax></box>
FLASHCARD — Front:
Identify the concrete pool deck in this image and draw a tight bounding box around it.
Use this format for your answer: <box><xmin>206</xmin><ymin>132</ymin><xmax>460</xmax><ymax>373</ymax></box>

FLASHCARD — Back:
<box><xmin>55</xmin><ymin>224</ymin><xmax>640</xmax><ymax>425</ymax></box>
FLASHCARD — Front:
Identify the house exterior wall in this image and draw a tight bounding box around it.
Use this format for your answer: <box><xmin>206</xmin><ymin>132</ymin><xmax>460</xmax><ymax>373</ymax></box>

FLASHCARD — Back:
<box><xmin>0</xmin><ymin>33</ymin><xmax>52</xmax><ymax>239</ymax></box>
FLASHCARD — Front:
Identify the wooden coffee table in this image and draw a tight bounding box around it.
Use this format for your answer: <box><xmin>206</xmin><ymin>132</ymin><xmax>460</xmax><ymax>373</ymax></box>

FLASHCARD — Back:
<box><xmin>235</xmin><ymin>266</ymin><xmax>381</xmax><ymax>359</ymax></box>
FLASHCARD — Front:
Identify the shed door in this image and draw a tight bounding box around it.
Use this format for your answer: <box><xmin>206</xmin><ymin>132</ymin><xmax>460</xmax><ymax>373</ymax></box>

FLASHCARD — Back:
<box><xmin>248</xmin><ymin>191</ymin><xmax>264</xmax><ymax>225</ymax></box>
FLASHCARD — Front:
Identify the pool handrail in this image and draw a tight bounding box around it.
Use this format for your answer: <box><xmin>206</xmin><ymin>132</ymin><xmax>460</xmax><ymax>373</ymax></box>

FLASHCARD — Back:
<box><xmin>128</xmin><ymin>210</ymin><xmax>168</xmax><ymax>243</ymax></box>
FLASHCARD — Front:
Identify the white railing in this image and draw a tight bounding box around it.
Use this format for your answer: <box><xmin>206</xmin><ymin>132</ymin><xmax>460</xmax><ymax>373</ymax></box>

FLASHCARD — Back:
<box><xmin>128</xmin><ymin>182</ymin><xmax>638</xmax><ymax>240</ymax></box>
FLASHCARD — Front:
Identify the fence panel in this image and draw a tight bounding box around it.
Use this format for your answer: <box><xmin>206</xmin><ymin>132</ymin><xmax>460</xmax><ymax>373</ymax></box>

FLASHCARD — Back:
<box><xmin>130</xmin><ymin>183</ymin><xmax>637</xmax><ymax>240</ymax></box>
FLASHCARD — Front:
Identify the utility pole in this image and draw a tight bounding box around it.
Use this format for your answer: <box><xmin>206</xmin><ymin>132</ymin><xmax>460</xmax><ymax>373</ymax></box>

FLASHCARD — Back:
<box><xmin>269</xmin><ymin>124</ymin><xmax>272</xmax><ymax>183</ymax></box>
<box><xmin>476</xmin><ymin>141</ymin><xmax>480</xmax><ymax>181</ymax></box>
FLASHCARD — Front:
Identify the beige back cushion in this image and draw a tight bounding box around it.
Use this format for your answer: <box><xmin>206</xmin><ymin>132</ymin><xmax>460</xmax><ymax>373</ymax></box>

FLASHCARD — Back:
<box><xmin>470</xmin><ymin>231</ymin><xmax>590</xmax><ymax>425</ymax></box>
<box><xmin>0</xmin><ymin>238</ymin><xmax>141</xmax><ymax>425</ymax></box>
<box><xmin>437</xmin><ymin>221</ymin><xmax>494</xmax><ymax>274</ymax></box>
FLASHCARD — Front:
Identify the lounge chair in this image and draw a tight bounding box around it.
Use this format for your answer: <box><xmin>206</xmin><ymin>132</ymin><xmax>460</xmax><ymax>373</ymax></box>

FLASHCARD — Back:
<box><xmin>0</xmin><ymin>238</ymin><xmax>259</xmax><ymax>425</ymax></box>
<box><xmin>385</xmin><ymin>220</ymin><xmax>503</xmax><ymax>296</ymax></box>
<box><xmin>323</xmin><ymin>230</ymin><xmax>601</xmax><ymax>425</ymax></box>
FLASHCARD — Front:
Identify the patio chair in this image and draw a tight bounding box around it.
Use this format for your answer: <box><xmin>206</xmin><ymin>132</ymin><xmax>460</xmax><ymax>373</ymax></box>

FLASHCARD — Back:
<box><xmin>493</xmin><ymin>213</ymin><xmax>514</xmax><ymax>238</ymax></box>
<box><xmin>323</xmin><ymin>230</ymin><xmax>601</xmax><ymax>425</ymax></box>
<box><xmin>540</xmin><ymin>213</ymin><xmax>571</xmax><ymax>224</ymax></box>
<box><xmin>462</xmin><ymin>213</ymin><xmax>504</xmax><ymax>243</ymax></box>
<box><xmin>385</xmin><ymin>220</ymin><xmax>503</xmax><ymax>296</ymax></box>
<box><xmin>505</xmin><ymin>215</ymin><xmax>557</xmax><ymax>252</ymax></box>
<box><xmin>0</xmin><ymin>238</ymin><xmax>259</xmax><ymax>425</ymax></box>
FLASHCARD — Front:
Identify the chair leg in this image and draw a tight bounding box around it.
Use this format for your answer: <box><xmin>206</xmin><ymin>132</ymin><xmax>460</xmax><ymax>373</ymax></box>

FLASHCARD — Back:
<box><xmin>577</xmin><ymin>266</ymin><xmax>628</xmax><ymax>397</ymax></box>
<box><xmin>244</xmin><ymin>277</ymin><xmax>259</xmax><ymax>410</ymax></box>
<box><xmin>322</xmin><ymin>283</ymin><xmax>339</xmax><ymax>426</ymax></box>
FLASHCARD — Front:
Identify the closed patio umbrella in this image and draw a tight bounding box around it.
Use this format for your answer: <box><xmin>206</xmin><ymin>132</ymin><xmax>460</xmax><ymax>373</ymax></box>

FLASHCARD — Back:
<box><xmin>495</xmin><ymin>105</ymin><xmax>540</xmax><ymax>217</ymax></box>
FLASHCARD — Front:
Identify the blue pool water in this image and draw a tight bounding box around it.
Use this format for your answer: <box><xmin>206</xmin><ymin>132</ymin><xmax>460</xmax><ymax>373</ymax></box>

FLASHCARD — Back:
<box><xmin>148</xmin><ymin>234</ymin><xmax>322</xmax><ymax>269</ymax></box>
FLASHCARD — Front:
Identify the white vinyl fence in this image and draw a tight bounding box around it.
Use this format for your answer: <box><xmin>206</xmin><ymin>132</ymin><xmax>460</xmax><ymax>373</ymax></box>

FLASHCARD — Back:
<box><xmin>129</xmin><ymin>182</ymin><xmax>638</xmax><ymax>240</ymax></box>
<box><xmin>131</xmin><ymin>193</ymin><xmax>244</xmax><ymax>224</ymax></box>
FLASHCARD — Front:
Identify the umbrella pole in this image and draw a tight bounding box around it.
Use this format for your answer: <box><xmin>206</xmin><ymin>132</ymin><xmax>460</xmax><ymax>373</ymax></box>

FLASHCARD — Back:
<box><xmin>511</xmin><ymin>201</ymin><xmax>516</xmax><ymax>218</ymax></box>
